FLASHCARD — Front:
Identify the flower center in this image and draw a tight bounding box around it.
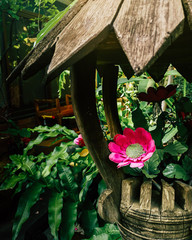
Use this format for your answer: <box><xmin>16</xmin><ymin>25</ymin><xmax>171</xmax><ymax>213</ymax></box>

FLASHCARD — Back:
<box><xmin>126</xmin><ymin>143</ymin><xmax>145</xmax><ymax>158</ymax></box>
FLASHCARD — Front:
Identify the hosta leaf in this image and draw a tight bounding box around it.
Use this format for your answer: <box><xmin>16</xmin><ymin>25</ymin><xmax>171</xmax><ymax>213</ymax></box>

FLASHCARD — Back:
<box><xmin>12</xmin><ymin>182</ymin><xmax>43</xmax><ymax>240</ymax></box>
<box><xmin>60</xmin><ymin>201</ymin><xmax>78</xmax><ymax>240</ymax></box>
<box><xmin>163</xmin><ymin>163</ymin><xmax>189</xmax><ymax>181</ymax></box>
<box><xmin>48</xmin><ymin>191</ymin><xmax>64</xmax><ymax>240</ymax></box>
<box><xmin>164</xmin><ymin>141</ymin><xmax>188</xmax><ymax>156</ymax></box>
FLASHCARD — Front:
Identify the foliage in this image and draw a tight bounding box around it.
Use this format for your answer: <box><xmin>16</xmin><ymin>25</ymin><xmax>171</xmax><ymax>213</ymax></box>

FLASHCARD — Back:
<box><xmin>96</xmin><ymin>66</ymin><xmax>192</xmax><ymax>186</ymax></box>
<box><xmin>0</xmin><ymin>124</ymin><xmax>106</xmax><ymax>240</ymax></box>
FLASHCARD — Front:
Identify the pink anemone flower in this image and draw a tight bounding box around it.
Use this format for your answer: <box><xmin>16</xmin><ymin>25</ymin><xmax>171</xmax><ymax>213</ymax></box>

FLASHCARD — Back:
<box><xmin>108</xmin><ymin>128</ymin><xmax>156</xmax><ymax>169</ymax></box>
<box><xmin>74</xmin><ymin>134</ymin><xmax>85</xmax><ymax>147</ymax></box>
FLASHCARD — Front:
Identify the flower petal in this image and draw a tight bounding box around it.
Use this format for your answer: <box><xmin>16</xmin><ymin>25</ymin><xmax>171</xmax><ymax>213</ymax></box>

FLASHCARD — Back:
<box><xmin>115</xmin><ymin>135</ymin><xmax>129</xmax><ymax>149</ymax></box>
<box><xmin>130</xmin><ymin>162</ymin><xmax>144</xmax><ymax>168</ymax></box>
<box><xmin>108</xmin><ymin>142</ymin><xmax>124</xmax><ymax>154</ymax></box>
<box><xmin>123</xmin><ymin>128</ymin><xmax>136</xmax><ymax>144</ymax></box>
<box><xmin>109</xmin><ymin>153</ymin><xmax>127</xmax><ymax>163</ymax></box>
<box><xmin>117</xmin><ymin>161</ymin><xmax>131</xmax><ymax>168</ymax></box>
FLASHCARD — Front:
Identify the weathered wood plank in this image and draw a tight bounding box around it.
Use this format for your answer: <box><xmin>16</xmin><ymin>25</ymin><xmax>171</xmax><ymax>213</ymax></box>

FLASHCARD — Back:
<box><xmin>139</xmin><ymin>180</ymin><xmax>152</xmax><ymax>211</ymax></box>
<box><xmin>97</xmin><ymin>189</ymin><xmax>120</xmax><ymax>223</ymax></box>
<box><xmin>47</xmin><ymin>0</ymin><xmax>123</xmax><ymax>79</ymax></box>
<box><xmin>174</xmin><ymin>180</ymin><xmax>192</xmax><ymax>211</ymax></box>
<box><xmin>182</xmin><ymin>0</ymin><xmax>192</xmax><ymax>30</ymax></box>
<box><xmin>161</xmin><ymin>179</ymin><xmax>175</xmax><ymax>212</ymax></box>
<box><xmin>71</xmin><ymin>53</ymin><xmax>124</xmax><ymax>208</ymax></box>
<box><xmin>120</xmin><ymin>178</ymin><xmax>141</xmax><ymax>213</ymax></box>
<box><xmin>102</xmin><ymin>64</ymin><xmax>122</xmax><ymax>138</ymax></box>
<box><xmin>114</xmin><ymin>0</ymin><xmax>185</xmax><ymax>75</ymax></box>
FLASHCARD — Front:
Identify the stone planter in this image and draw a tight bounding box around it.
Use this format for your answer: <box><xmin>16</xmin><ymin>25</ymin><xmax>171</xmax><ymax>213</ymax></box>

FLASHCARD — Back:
<box><xmin>98</xmin><ymin>178</ymin><xmax>192</xmax><ymax>240</ymax></box>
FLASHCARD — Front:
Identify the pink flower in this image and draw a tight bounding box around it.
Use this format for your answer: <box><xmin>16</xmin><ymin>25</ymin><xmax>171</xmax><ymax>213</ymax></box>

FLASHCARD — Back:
<box><xmin>108</xmin><ymin>128</ymin><xmax>156</xmax><ymax>169</ymax></box>
<box><xmin>74</xmin><ymin>134</ymin><xmax>85</xmax><ymax>147</ymax></box>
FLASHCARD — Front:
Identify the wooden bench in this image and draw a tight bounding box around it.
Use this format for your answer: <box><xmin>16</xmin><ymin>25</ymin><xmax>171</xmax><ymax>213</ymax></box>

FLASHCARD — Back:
<box><xmin>34</xmin><ymin>95</ymin><xmax>74</xmax><ymax>125</ymax></box>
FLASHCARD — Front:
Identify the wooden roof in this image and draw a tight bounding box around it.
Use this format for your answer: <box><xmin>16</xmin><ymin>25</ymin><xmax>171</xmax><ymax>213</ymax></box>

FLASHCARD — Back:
<box><xmin>7</xmin><ymin>0</ymin><xmax>192</xmax><ymax>83</ymax></box>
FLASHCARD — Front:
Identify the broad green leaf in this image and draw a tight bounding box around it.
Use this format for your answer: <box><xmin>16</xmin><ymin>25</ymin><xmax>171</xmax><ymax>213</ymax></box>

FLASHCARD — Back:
<box><xmin>79</xmin><ymin>166</ymin><xmax>98</xmax><ymax>202</ymax></box>
<box><xmin>48</xmin><ymin>191</ymin><xmax>64</xmax><ymax>240</ymax></box>
<box><xmin>80</xmin><ymin>208</ymin><xmax>99</xmax><ymax>237</ymax></box>
<box><xmin>164</xmin><ymin>69</ymin><xmax>182</xmax><ymax>77</ymax></box>
<box><xmin>182</xmin><ymin>156</ymin><xmax>192</xmax><ymax>176</ymax></box>
<box><xmin>150</xmin><ymin>112</ymin><xmax>167</xmax><ymax>148</ymax></box>
<box><xmin>85</xmin><ymin>223</ymin><xmax>121</xmax><ymax>240</ymax></box>
<box><xmin>132</xmin><ymin>106</ymin><xmax>148</xmax><ymax>130</ymax></box>
<box><xmin>58</xmin><ymin>165</ymin><xmax>78</xmax><ymax>202</ymax></box>
<box><xmin>12</xmin><ymin>182</ymin><xmax>43</xmax><ymax>240</ymax></box>
<box><xmin>138</xmin><ymin>78</ymin><xmax>156</xmax><ymax>93</ymax></box>
<box><xmin>163</xmin><ymin>163</ymin><xmax>189</xmax><ymax>181</ymax></box>
<box><xmin>23</xmin><ymin>133</ymin><xmax>47</xmax><ymax>155</ymax></box>
<box><xmin>123</xmin><ymin>166</ymin><xmax>142</xmax><ymax>177</ymax></box>
<box><xmin>97</xmin><ymin>179</ymin><xmax>107</xmax><ymax>196</ymax></box>
<box><xmin>162</xmin><ymin>126</ymin><xmax>178</xmax><ymax>144</ymax></box>
<box><xmin>142</xmin><ymin>151</ymin><xmax>160</xmax><ymax>178</ymax></box>
<box><xmin>0</xmin><ymin>173</ymin><xmax>26</xmax><ymax>190</ymax></box>
<box><xmin>164</xmin><ymin>141</ymin><xmax>188</xmax><ymax>156</ymax></box>
<box><xmin>34</xmin><ymin>0</ymin><xmax>78</xmax><ymax>46</ymax></box>
<box><xmin>42</xmin><ymin>143</ymin><xmax>69</xmax><ymax>177</ymax></box>
<box><xmin>60</xmin><ymin>201</ymin><xmax>78</xmax><ymax>240</ymax></box>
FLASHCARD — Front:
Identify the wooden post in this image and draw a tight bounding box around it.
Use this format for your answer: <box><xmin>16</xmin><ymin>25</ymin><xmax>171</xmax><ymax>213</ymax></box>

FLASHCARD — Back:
<box><xmin>71</xmin><ymin>52</ymin><xmax>124</xmax><ymax>207</ymax></box>
<box><xmin>102</xmin><ymin>64</ymin><xmax>122</xmax><ymax>138</ymax></box>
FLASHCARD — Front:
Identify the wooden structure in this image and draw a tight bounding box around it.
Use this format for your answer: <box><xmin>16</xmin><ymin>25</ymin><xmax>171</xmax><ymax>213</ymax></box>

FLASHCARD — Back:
<box><xmin>34</xmin><ymin>95</ymin><xmax>73</xmax><ymax>125</ymax></box>
<box><xmin>98</xmin><ymin>178</ymin><xmax>192</xmax><ymax>239</ymax></box>
<box><xmin>6</xmin><ymin>0</ymin><xmax>192</xmax><ymax>239</ymax></box>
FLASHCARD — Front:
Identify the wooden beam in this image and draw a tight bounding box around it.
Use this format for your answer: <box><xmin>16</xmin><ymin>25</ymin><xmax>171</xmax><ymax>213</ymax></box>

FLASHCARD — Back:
<box><xmin>102</xmin><ymin>64</ymin><xmax>122</xmax><ymax>138</ymax></box>
<box><xmin>47</xmin><ymin>0</ymin><xmax>124</xmax><ymax>79</ymax></box>
<box><xmin>71</xmin><ymin>52</ymin><xmax>124</xmax><ymax>207</ymax></box>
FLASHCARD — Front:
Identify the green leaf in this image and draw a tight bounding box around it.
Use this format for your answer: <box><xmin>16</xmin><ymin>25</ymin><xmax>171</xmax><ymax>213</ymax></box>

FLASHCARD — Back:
<box><xmin>60</xmin><ymin>201</ymin><xmax>78</xmax><ymax>240</ymax></box>
<box><xmin>81</xmin><ymin>208</ymin><xmax>99</xmax><ymax>237</ymax></box>
<box><xmin>182</xmin><ymin>156</ymin><xmax>192</xmax><ymax>176</ymax></box>
<box><xmin>142</xmin><ymin>151</ymin><xmax>160</xmax><ymax>178</ymax></box>
<box><xmin>164</xmin><ymin>69</ymin><xmax>182</xmax><ymax>77</ymax></box>
<box><xmin>164</xmin><ymin>141</ymin><xmax>188</xmax><ymax>156</ymax></box>
<box><xmin>42</xmin><ymin>143</ymin><xmax>69</xmax><ymax>177</ymax></box>
<box><xmin>162</xmin><ymin>126</ymin><xmax>178</xmax><ymax>144</ymax></box>
<box><xmin>12</xmin><ymin>182</ymin><xmax>43</xmax><ymax>240</ymax></box>
<box><xmin>97</xmin><ymin>179</ymin><xmax>107</xmax><ymax>196</ymax></box>
<box><xmin>85</xmin><ymin>223</ymin><xmax>121</xmax><ymax>240</ymax></box>
<box><xmin>79</xmin><ymin>165</ymin><xmax>98</xmax><ymax>202</ymax></box>
<box><xmin>163</xmin><ymin>163</ymin><xmax>189</xmax><ymax>181</ymax></box>
<box><xmin>58</xmin><ymin>165</ymin><xmax>78</xmax><ymax>202</ymax></box>
<box><xmin>123</xmin><ymin>166</ymin><xmax>142</xmax><ymax>177</ymax></box>
<box><xmin>150</xmin><ymin>112</ymin><xmax>167</xmax><ymax>148</ymax></box>
<box><xmin>48</xmin><ymin>191</ymin><xmax>64</xmax><ymax>240</ymax></box>
<box><xmin>34</xmin><ymin>0</ymin><xmax>78</xmax><ymax>46</ymax></box>
<box><xmin>138</xmin><ymin>78</ymin><xmax>156</xmax><ymax>93</ymax></box>
<box><xmin>132</xmin><ymin>106</ymin><xmax>148</xmax><ymax>130</ymax></box>
<box><xmin>0</xmin><ymin>173</ymin><xmax>26</xmax><ymax>190</ymax></box>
